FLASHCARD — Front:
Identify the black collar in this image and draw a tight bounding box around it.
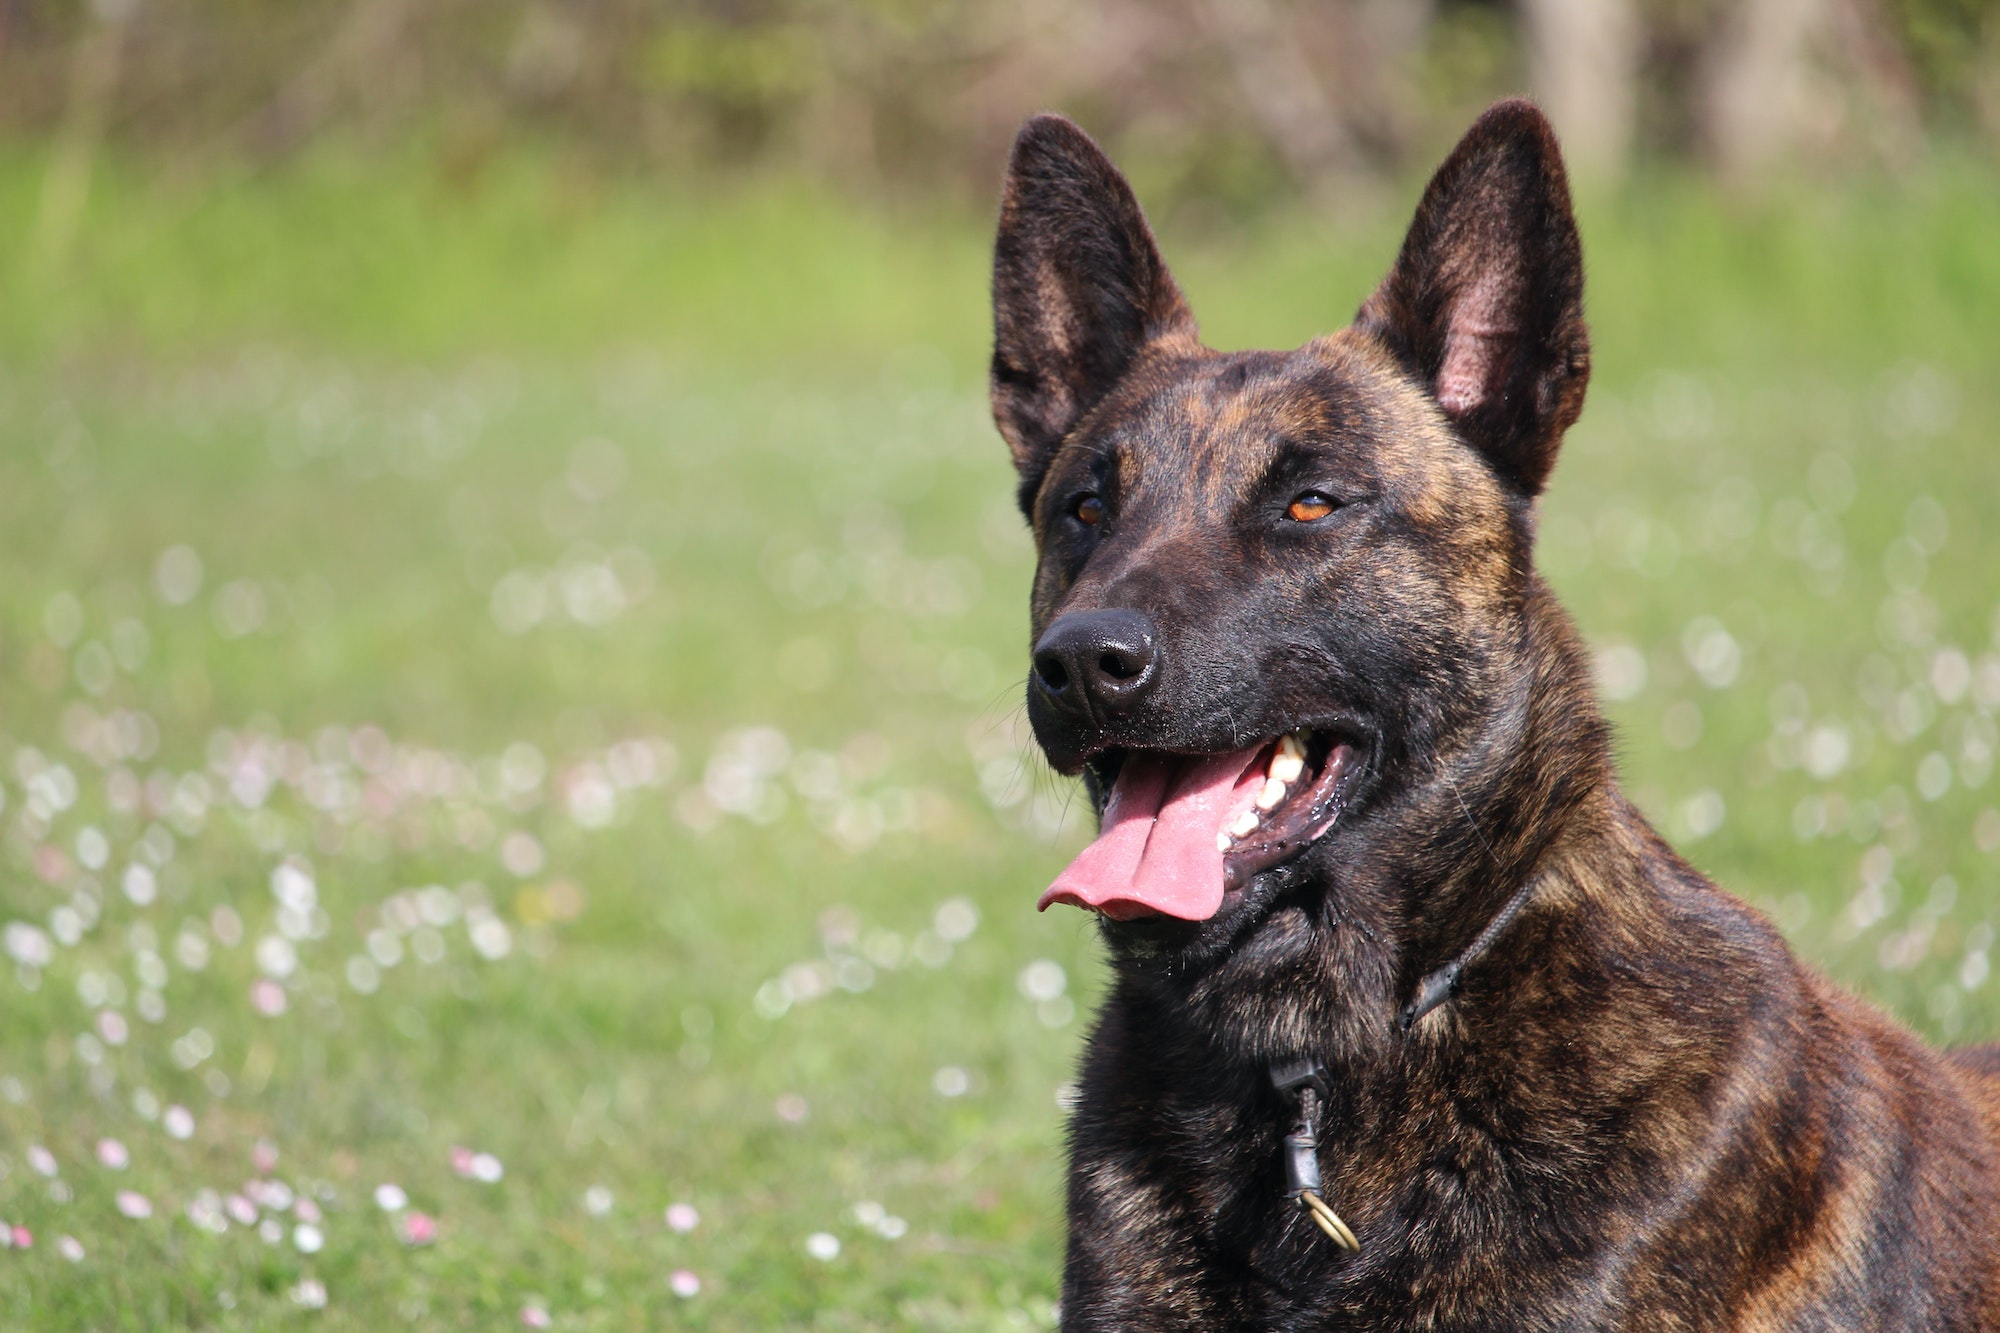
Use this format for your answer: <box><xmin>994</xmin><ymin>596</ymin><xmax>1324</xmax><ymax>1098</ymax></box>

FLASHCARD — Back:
<box><xmin>1398</xmin><ymin>874</ymin><xmax>1542</xmax><ymax>1031</ymax></box>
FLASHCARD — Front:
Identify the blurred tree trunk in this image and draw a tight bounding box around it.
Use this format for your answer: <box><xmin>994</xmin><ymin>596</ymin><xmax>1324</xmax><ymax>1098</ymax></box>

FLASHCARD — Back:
<box><xmin>247</xmin><ymin>0</ymin><xmax>414</xmax><ymax>159</ymax></box>
<box><xmin>1700</xmin><ymin>0</ymin><xmax>1825</xmax><ymax>177</ymax></box>
<box><xmin>1520</xmin><ymin>0</ymin><xmax>1640</xmax><ymax>180</ymax></box>
<box><xmin>1983</xmin><ymin>27</ymin><xmax>2000</xmax><ymax>152</ymax></box>
<box><xmin>1699</xmin><ymin>0</ymin><xmax>1922</xmax><ymax>179</ymax></box>
<box><xmin>1349</xmin><ymin>0</ymin><xmax>1435</xmax><ymax>159</ymax></box>
<box><xmin>1199</xmin><ymin>0</ymin><xmax>1357</xmax><ymax>181</ymax></box>
<box><xmin>27</xmin><ymin>0</ymin><xmax>131</xmax><ymax>278</ymax></box>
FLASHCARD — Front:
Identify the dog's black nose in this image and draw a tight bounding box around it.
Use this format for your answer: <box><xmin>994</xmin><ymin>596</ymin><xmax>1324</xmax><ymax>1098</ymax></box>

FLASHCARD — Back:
<box><xmin>1032</xmin><ymin>609</ymin><xmax>1161</xmax><ymax>715</ymax></box>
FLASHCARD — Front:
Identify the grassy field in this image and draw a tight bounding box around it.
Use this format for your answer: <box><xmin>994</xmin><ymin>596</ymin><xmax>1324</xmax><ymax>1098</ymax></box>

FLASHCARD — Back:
<box><xmin>0</xmin><ymin>147</ymin><xmax>1998</xmax><ymax>1328</ymax></box>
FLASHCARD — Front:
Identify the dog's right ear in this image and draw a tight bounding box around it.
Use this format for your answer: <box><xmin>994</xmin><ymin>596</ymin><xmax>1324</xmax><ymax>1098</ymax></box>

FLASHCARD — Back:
<box><xmin>1355</xmin><ymin>100</ymin><xmax>1589</xmax><ymax>498</ymax></box>
<box><xmin>991</xmin><ymin>114</ymin><xmax>1195</xmax><ymax>515</ymax></box>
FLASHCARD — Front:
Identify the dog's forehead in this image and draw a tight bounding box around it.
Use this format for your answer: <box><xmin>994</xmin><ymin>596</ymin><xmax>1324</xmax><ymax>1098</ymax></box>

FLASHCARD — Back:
<box><xmin>1110</xmin><ymin>348</ymin><xmax>1347</xmax><ymax>466</ymax></box>
<box><xmin>1095</xmin><ymin>335</ymin><xmax>1449</xmax><ymax>493</ymax></box>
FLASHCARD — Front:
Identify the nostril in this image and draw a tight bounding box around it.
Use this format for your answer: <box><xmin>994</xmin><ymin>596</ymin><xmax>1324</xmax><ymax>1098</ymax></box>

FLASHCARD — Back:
<box><xmin>1098</xmin><ymin>650</ymin><xmax>1142</xmax><ymax>682</ymax></box>
<box><xmin>1034</xmin><ymin>654</ymin><xmax>1070</xmax><ymax>693</ymax></box>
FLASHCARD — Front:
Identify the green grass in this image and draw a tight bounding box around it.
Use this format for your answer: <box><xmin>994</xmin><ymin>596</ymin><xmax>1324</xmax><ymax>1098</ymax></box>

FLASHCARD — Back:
<box><xmin>0</xmin><ymin>146</ymin><xmax>1997</xmax><ymax>1328</ymax></box>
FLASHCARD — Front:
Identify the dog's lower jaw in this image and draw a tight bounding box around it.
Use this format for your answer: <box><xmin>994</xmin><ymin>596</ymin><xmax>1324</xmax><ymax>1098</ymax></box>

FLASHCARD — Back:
<box><xmin>1095</xmin><ymin>855</ymin><xmax>1322</xmax><ymax>970</ymax></box>
<box><xmin>1105</xmin><ymin>864</ymin><xmax>1408</xmax><ymax>1068</ymax></box>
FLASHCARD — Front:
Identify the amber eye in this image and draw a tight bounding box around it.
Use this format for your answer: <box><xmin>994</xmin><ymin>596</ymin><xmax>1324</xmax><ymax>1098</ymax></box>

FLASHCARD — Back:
<box><xmin>1074</xmin><ymin>494</ymin><xmax>1105</xmax><ymax>526</ymax></box>
<box><xmin>1286</xmin><ymin>491</ymin><xmax>1337</xmax><ymax>522</ymax></box>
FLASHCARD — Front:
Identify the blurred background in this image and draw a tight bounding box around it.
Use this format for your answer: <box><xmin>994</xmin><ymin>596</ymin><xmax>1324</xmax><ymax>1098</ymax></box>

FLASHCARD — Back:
<box><xmin>0</xmin><ymin>2</ymin><xmax>1996</xmax><ymax>1329</ymax></box>
<box><xmin>3</xmin><ymin>0</ymin><xmax>1997</xmax><ymax>210</ymax></box>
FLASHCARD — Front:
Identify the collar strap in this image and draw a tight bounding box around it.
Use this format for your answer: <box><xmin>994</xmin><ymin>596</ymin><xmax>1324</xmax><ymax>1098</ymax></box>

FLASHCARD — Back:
<box><xmin>1397</xmin><ymin>874</ymin><xmax>1540</xmax><ymax>1031</ymax></box>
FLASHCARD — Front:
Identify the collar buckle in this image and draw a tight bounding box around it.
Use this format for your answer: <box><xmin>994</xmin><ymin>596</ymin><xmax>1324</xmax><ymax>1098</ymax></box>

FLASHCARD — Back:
<box><xmin>1270</xmin><ymin>1059</ymin><xmax>1359</xmax><ymax>1252</ymax></box>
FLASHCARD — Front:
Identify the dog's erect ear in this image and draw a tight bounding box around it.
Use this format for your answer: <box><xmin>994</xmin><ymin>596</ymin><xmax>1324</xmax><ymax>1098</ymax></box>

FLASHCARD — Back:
<box><xmin>1356</xmin><ymin>100</ymin><xmax>1589</xmax><ymax>497</ymax></box>
<box><xmin>991</xmin><ymin>114</ymin><xmax>1195</xmax><ymax>512</ymax></box>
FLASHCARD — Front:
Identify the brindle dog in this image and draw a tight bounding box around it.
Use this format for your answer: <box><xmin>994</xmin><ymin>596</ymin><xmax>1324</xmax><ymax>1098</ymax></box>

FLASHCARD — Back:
<box><xmin>990</xmin><ymin>100</ymin><xmax>2000</xmax><ymax>1331</ymax></box>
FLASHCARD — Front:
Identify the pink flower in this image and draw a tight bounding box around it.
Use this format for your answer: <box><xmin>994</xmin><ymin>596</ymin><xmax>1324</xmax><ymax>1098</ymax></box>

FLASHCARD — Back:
<box><xmin>448</xmin><ymin>1145</ymin><xmax>503</xmax><ymax>1181</ymax></box>
<box><xmin>520</xmin><ymin>1305</ymin><xmax>551</xmax><ymax>1328</ymax></box>
<box><xmin>250</xmin><ymin>979</ymin><xmax>287</xmax><ymax>1016</ymax></box>
<box><xmin>252</xmin><ymin>1139</ymin><xmax>279</xmax><ymax>1173</ymax></box>
<box><xmin>11</xmin><ymin>1226</ymin><xmax>30</xmax><ymax>1249</ymax></box>
<box><xmin>399</xmin><ymin>1211</ymin><xmax>437</xmax><ymax>1246</ymax></box>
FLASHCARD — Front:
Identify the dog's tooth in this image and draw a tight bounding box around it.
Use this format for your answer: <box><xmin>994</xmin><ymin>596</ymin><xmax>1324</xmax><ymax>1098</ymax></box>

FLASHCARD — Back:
<box><xmin>1229</xmin><ymin>810</ymin><xmax>1261</xmax><ymax>837</ymax></box>
<box><xmin>1270</xmin><ymin>751</ymin><xmax>1305</xmax><ymax>784</ymax></box>
<box><xmin>1278</xmin><ymin>733</ymin><xmax>1307</xmax><ymax>761</ymax></box>
<box><xmin>1256</xmin><ymin>777</ymin><xmax>1288</xmax><ymax>810</ymax></box>
<box><xmin>1216</xmin><ymin>832</ymin><xmax>1233</xmax><ymax>852</ymax></box>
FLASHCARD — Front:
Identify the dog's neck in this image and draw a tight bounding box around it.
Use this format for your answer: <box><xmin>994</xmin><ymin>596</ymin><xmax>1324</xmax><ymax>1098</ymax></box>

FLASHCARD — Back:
<box><xmin>1390</xmin><ymin>574</ymin><xmax>1614</xmax><ymax>990</ymax></box>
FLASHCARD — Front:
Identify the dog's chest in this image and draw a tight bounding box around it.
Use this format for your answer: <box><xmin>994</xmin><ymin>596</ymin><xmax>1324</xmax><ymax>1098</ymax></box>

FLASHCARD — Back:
<box><xmin>1090</xmin><ymin>1078</ymin><xmax>1533</xmax><ymax>1332</ymax></box>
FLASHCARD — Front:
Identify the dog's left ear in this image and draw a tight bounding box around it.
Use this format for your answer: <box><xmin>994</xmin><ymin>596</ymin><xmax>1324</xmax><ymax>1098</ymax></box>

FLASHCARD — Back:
<box><xmin>991</xmin><ymin>114</ymin><xmax>1195</xmax><ymax>514</ymax></box>
<box><xmin>1356</xmin><ymin>99</ymin><xmax>1590</xmax><ymax>497</ymax></box>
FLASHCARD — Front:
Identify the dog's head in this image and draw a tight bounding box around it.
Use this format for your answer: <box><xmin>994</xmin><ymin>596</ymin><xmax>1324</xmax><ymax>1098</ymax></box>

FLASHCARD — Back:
<box><xmin>992</xmin><ymin>102</ymin><xmax>1591</xmax><ymax>980</ymax></box>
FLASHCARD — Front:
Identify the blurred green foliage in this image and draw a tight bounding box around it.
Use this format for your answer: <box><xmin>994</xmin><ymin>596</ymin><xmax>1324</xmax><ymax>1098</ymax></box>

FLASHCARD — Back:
<box><xmin>0</xmin><ymin>0</ymin><xmax>1994</xmax><ymax>212</ymax></box>
<box><xmin>1883</xmin><ymin>0</ymin><xmax>2000</xmax><ymax>124</ymax></box>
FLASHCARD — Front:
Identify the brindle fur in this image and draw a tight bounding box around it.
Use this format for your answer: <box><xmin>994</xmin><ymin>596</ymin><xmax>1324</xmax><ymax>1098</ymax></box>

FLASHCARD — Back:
<box><xmin>990</xmin><ymin>101</ymin><xmax>2000</xmax><ymax>1331</ymax></box>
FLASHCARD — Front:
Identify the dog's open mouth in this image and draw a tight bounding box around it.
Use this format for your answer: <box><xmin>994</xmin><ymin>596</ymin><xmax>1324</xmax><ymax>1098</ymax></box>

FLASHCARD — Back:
<box><xmin>1038</xmin><ymin>731</ymin><xmax>1360</xmax><ymax>922</ymax></box>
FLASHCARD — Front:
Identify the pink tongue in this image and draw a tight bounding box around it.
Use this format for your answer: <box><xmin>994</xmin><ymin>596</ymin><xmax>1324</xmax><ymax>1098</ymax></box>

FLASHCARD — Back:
<box><xmin>1039</xmin><ymin>747</ymin><xmax>1267</xmax><ymax>922</ymax></box>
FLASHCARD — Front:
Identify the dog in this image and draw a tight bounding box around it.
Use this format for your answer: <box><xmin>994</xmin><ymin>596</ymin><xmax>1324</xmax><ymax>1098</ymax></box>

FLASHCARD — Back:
<box><xmin>988</xmin><ymin>100</ymin><xmax>2000</xmax><ymax>1331</ymax></box>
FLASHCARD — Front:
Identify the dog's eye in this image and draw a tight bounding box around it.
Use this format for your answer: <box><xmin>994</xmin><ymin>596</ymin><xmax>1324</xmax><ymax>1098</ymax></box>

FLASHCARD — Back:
<box><xmin>1286</xmin><ymin>492</ymin><xmax>1338</xmax><ymax>522</ymax></box>
<box><xmin>1073</xmin><ymin>494</ymin><xmax>1105</xmax><ymax>526</ymax></box>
